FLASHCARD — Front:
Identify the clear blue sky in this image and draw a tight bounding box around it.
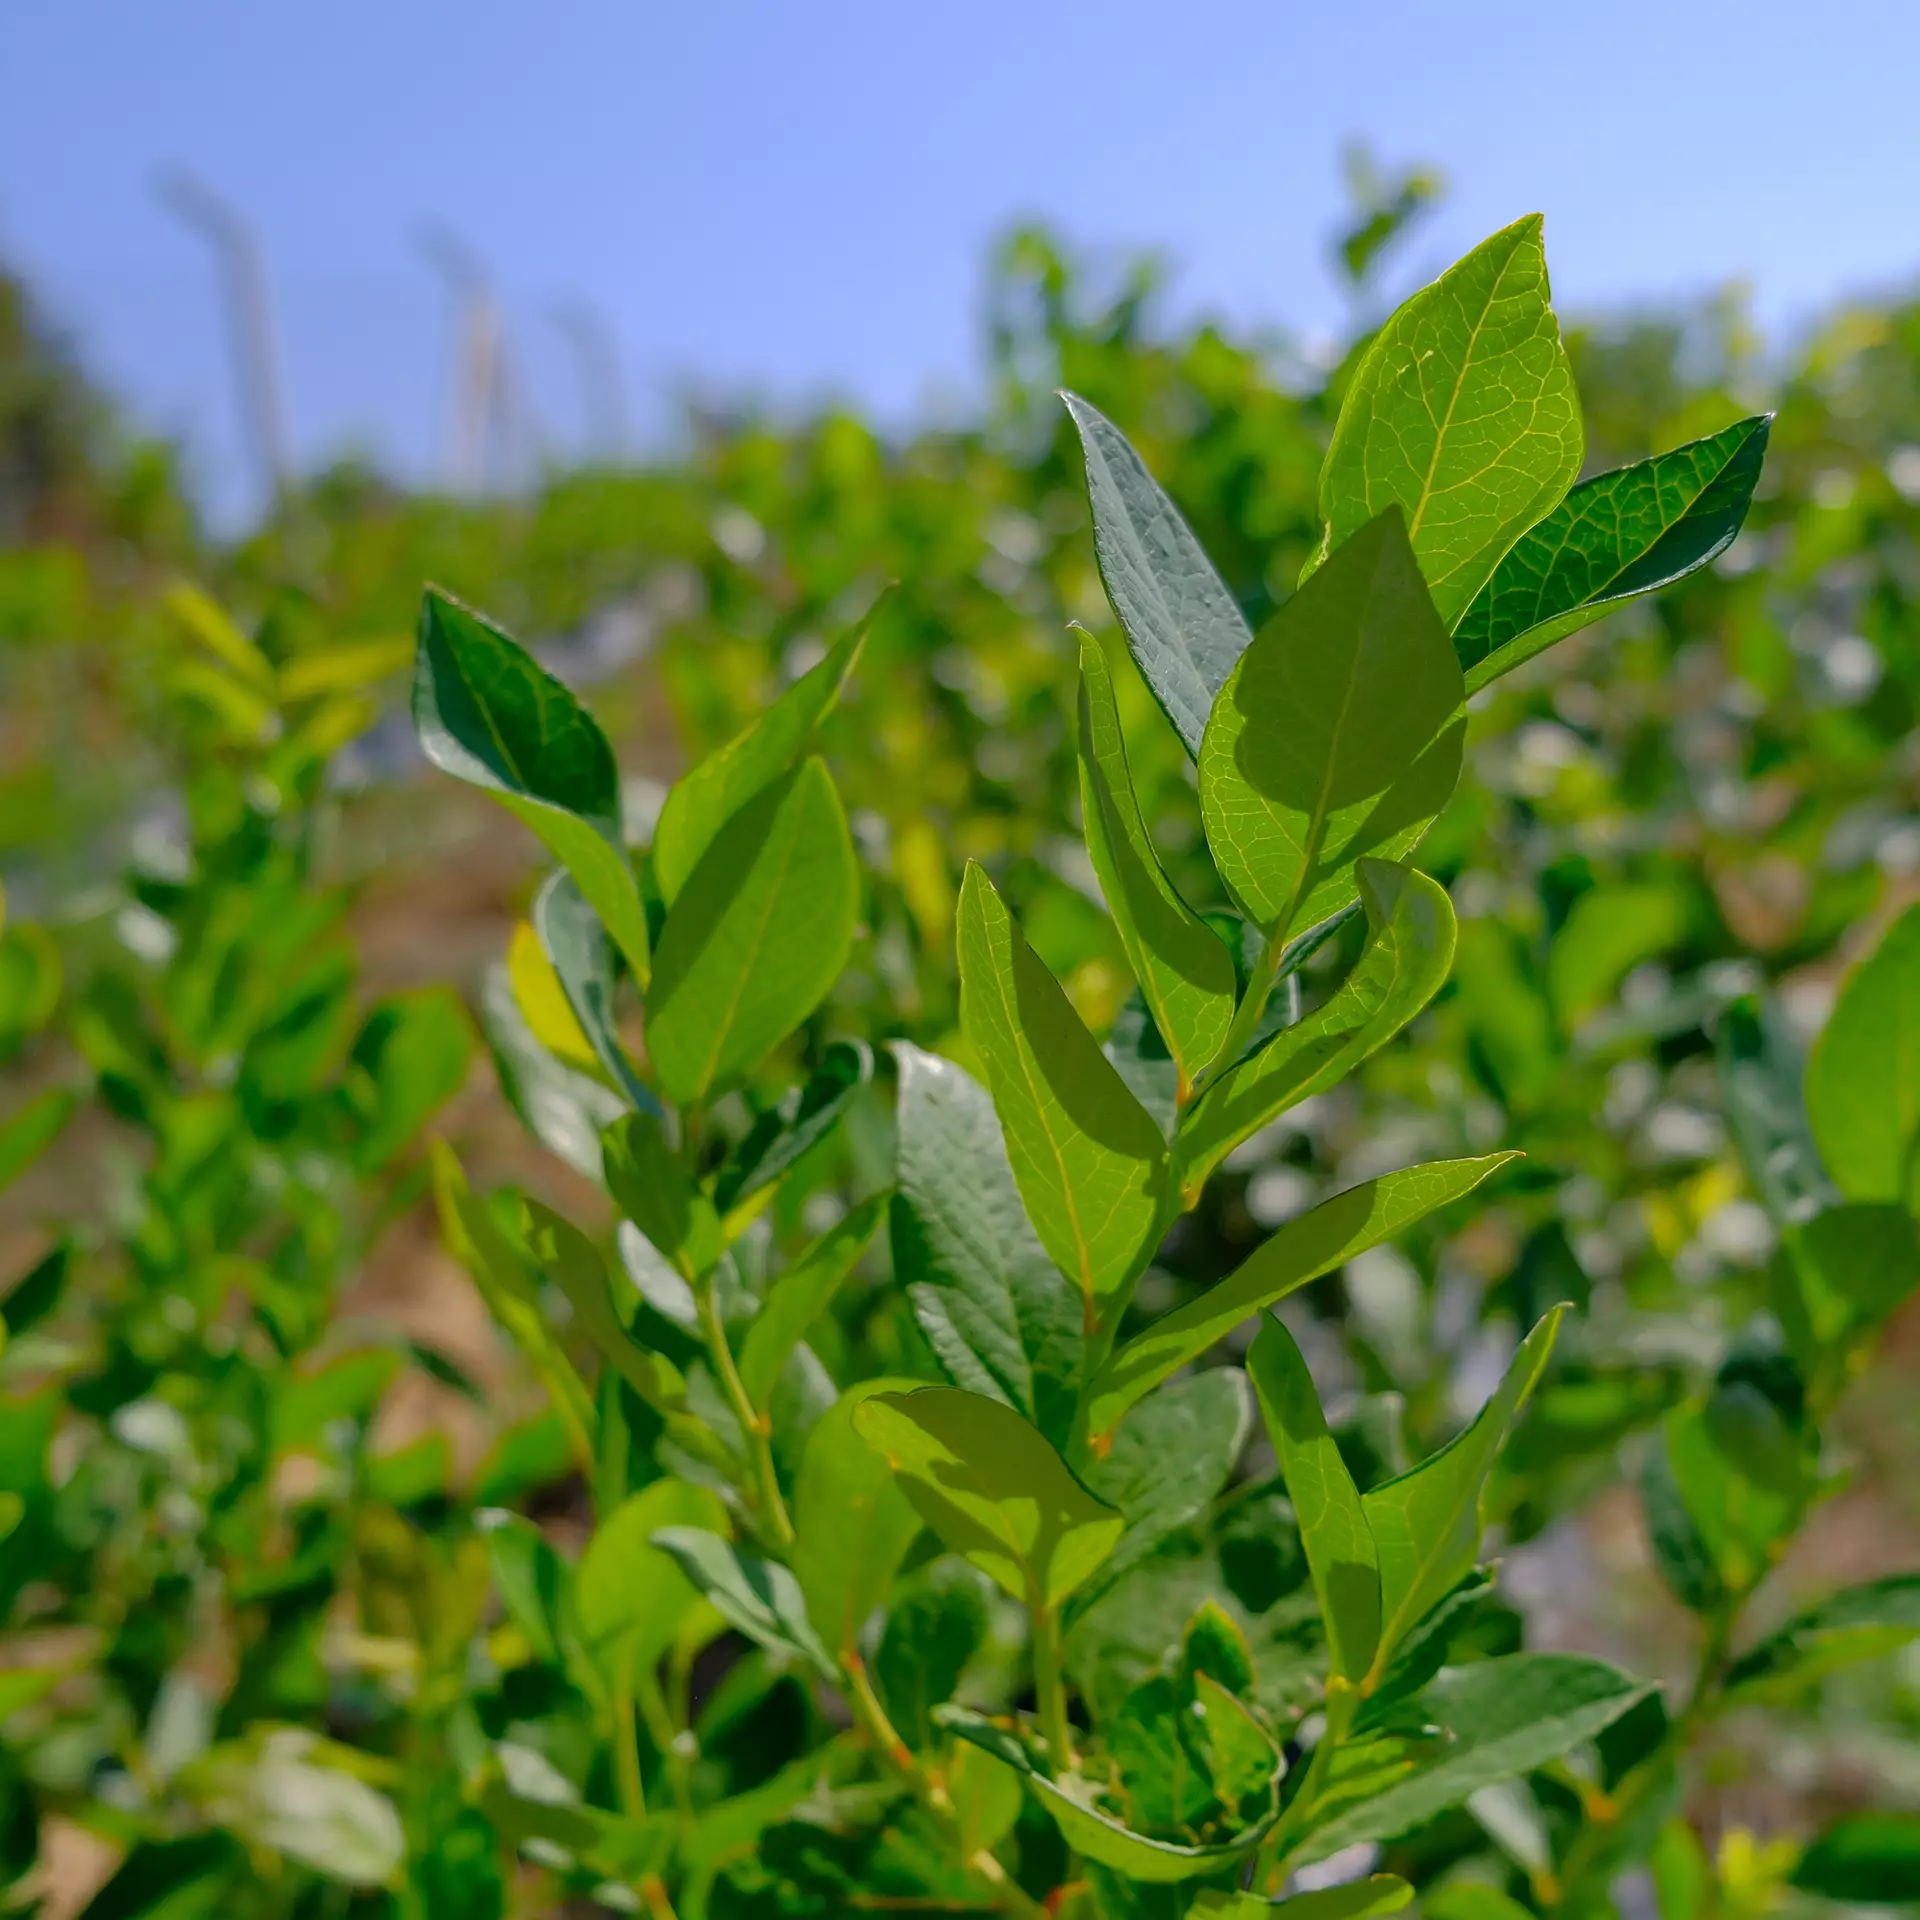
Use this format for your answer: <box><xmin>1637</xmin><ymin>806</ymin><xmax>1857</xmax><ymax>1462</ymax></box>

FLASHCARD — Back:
<box><xmin>2</xmin><ymin>0</ymin><xmax>1914</xmax><ymax>524</ymax></box>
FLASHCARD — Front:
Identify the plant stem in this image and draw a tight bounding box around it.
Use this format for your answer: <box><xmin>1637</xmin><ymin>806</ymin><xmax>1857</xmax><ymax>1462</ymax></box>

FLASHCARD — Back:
<box><xmin>1028</xmin><ymin>1595</ymin><xmax>1075</xmax><ymax>1773</ymax></box>
<box><xmin>1255</xmin><ymin>1683</ymin><xmax>1356</xmax><ymax>1893</ymax></box>
<box><xmin>842</xmin><ymin>1650</ymin><xmax>1048</xmax><ymax>1920</ymax></box>
<box><xmin>699</xmin><ymin>1276</ymin><xmax>795</xmax><ymax>1550</ymax></box>
<box><xmin>613</xmin><ymin>1649</ymin><xmax>648</xmax><ymax>1820</ymax></box>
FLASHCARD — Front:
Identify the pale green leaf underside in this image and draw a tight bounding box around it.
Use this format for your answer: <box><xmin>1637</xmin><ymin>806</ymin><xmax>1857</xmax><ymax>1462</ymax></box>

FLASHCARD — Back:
<box><xmin>1078</xmin><ymin>630</ymin><xmax>1235</xmax><ymax>1095</ymax></box>
<box><xmin>1724</xmin><ymin>1572</ymin><xmax>1920</xmax><ymax>1697</ymax></box>
<box><xmin>1455</xmin><ymin>413</ymin><xmax>1771</xmax><ymax>692</ymax></box>
<box><xmin>652</xmin><ymin>616</ymin><xmax>868</xmax><ymax>904</ymax></box>
<box><xmin>413</xmin><ymin>587</ymin><xmax>651</xmax><ymax>985</ymax></box>
<box><xmin>1314</xmin><ymin>213</ymin><xmax>1583</xmax><ymax>630</ymax></box>
<box><xmin>1065</xmin><ymin>391</ymin><xmax>1254</xmax><ymax>759</ymax></box>
<box><xmin>1361</xmin><ymin>1304</ymin><xmax>1563</xmax><ymax>1664</ymax></box>
<box><xmin>532</xmin><ymin>870</ymin><xmax>660</xmax><ymax>1115</ymax></box>
<box><xmin>650</xmin><ymin>1525</ymin><xmax>840</xmax><ymax>1678</ymax></box>
<box><xmin>1249</xmin><ymin>1316</ymin><xmax>1380</xmax><ymax>1685</ymax></box>
<box><xmin>1086</xmin><ymin>1154</ymin><xmax>1514</xmax><ymax>1441</ymax></box>
<box><xmin>855</xmin><ymin>1386</ymin><xmax>1122</xmax><ymax>1609</ymax></box>
<box><xmin>738</xmin><ymin>1194</ymin><xmax>887</xmax><ymax>1410</ymax></box>
<box><xmin>890</xmin><ymin>1041</ymin><xmax>1084</xmax><ymax>1450</ymax></box>
<box><xmin>958</xmin><ymin>864</ymin><xmax>1169</xmax><ymax>1329</ymax></box>
<box><xmin>646</xmin><ymin>757</ymin><xmax>858</xmax><ymax>1107</ymax></box>
<box><xmin>1200</xmin><ymin>510</ymin><xmax>1464</xmax><ymax>939</ymax></box>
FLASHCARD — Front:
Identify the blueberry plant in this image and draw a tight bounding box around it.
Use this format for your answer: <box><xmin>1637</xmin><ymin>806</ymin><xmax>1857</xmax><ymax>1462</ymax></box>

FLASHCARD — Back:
<box><xmin>399</xmin><ymin>214</ymin><xmax>1920</xmax><ymax>1920</ymax></box>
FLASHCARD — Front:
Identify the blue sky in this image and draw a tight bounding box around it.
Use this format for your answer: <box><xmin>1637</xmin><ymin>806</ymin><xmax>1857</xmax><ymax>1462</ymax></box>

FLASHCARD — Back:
<box><xmin>3</xmin><ymin>0</ymin><xmax>1915</xmax><ymax>523</ymax></box>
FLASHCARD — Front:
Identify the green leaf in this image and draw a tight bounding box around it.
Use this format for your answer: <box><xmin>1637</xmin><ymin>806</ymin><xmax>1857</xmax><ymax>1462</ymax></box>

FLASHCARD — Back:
<box><xmin>270</xmin><ymin>1348</ymin><xmax>403</xmax><ymax>1453</ymax></box>
<box><xmin>478</xmin><ymin>961</ymin><xmax>625</xmax><ymax>1181</ymax></box>
<box><xmin>1296</xmin><ymin>1653</ymin><xmax>1653</xmax><ymax>1860</ymax></box>
<box><xmin>1360</xmin><ymin>1306</ymin><xmax>1563</xmax><ymax>1668</ymax></box>
<box><xmin>1725</xmin><ymin>1573</ymin><xmax>1920</xmax><ymax>1699</ymax></box>
<box><xmin>1717</xmin><ymin>995</ymin><xmax>1838</xmax><ymax>1228</ymax></box>
<box><xmin>1771</xmin><ymin>1203</ymin><xmax>1920</xmax><ymax>1390</ymax></box>
<box><xmin>958</xmin><ymin>863</ymin><xmax>1169</xmax><ymax>1332</ymax></box>
<box><xmin>575</xmin><ymin>1478</ymin><xmax>732</xmax><ymax>1681</ymax></box>
<box><xmin>520</xmin><ymin>1198</ymin><xmax>691</xmax><ymax>1420</ymax></box>
<box><xmin>1664</xmin><ymin>1383</ymin><xmax>1814</xmax><ymax>1596</ymax></box>
<box><xmin>1088</xmin><ymin>1156</ymin><xmax>1514</xmax><ymax>1442</ymax></box>
<box><xmin>344</xmin><ymin>987</ymin><xmax>474</xmax><ymax>1173</ymax></box>
<box><xmin>1547</xmin><ymin>883</ymin><xmax>1692</xmax><ymax>1029</ymax></box>
<box><xmin>413</xmin><ymin>587</ymin><xmax>650</xmax><ymax>985</ymax></box>
<box><xmin>1063</xmin><ymin>392</ymin><xmax>1254</xmax><ymax>758</ymax></box>
<box><xmin>941</xmin><ymin>1707</ymin><xmax>1278</xmax><ymax>1883</ymax></box>
<box><xmin>1248</xmin><ymin>1316</ymin><xmax>1380</xmax><ymax>1686</ymax></box>
<box><xmin>854</xmin><ymin>1386</ymin><xmax>1122</xmax><ymax>1609</ymax></box>
<box><xmin>714</xmin><ymin>1039</ymin><xmax>873</xmax><ymax>1215</ymax></box>
<box><xmin>650</xmin><ymin>1526</ymin><xmax>839</xmax><ymax>1678</ymax></box>
<box><xmin>0</xmin><ymin>1087</ymin><xmax>75</xmax><ymax>1192</ymax></box>
<box><xmin>77</xmin><ymin>1836</ymin><xmax>239</xmax><ymax>1920</ymax></box>
<box><xmin>652</xmin><ymin>616</ymin><xmax>868</xmax><ymax>906</ymax></box>
<box><xmin>1640</xmin><ymin>1437</ymin><xmax>1724</xmax><ymax>1615</ymax></box>
<box><xmin>790</xmin><ymin>1381</ymin><xmax>924</xmax><ymax>1660</ymax></box>
<box><xmin>532</xmin><ymin>870</ymin><xmax>659</xmax><ymax>1114</ymax></box>
<box><xmin>876</xmin><ymin>1560</ymin><xmax>991</xmax><ymax>1748</ymax></box>
<box><xmin>478</xmin><ymin>1509</ymin><xmax>570</xmax><ymax>1666</ymax></box>
<box><xmin>890</xmin><ymin>1041</ymin><xmax>1084</xmax><ymax>1449</ymax></box>
<box><xmin>1078</xmin><ymin>629</ymin><xmax>1236</xmax><ymax>1094</ymax></box>
<box><xmin>1807</xmin><ymin>904</ymin><xmax>1920</xmax><ymax>1208</ymax></box>
<box><xmin>1072</xmin><ymin>1368</ymin><xmax>1252</xmax><ymax>1619</ymax></box>
<box><xmin>1176</xmin><ymin>862</ymin><xmax>1456</xmax><ymax>1203</ymax></box>
<box><xmin>1313</xmin><ymin>214</ymin><xmax>1583</xmax><ymax>629</ymax></box>
<box><xmin>1194</xmin><ymin>1877</ymin><xmax>1413</xmax><ymax>1920</ymax></box>
<box><xmin>646</xmin><ymin>758</ymin><xmax>859</xmax><ymax>1107</ymax></box>
<box><xmin>1455</xmin><ymin>415</ymin><xmax>1771</xmax><ymax>690</ymax></box>
<box><xmin>1200</xmin><ymin>510</ymin><xmax>1464</xmax><ymax>940</ymax></box>
<box><xmin>1793</xmin><ymin>1815</ymin><xmax>1920</xmax><ymax>1903</ymax></box>
<box><xmin>738</xmin><ymin>1194</ymin><xmax>887</xmax><ymax>1410</ymax></box>
<box><xmin>602</xmin><ymin>1111</ymin><xmax>720</xmax><ymax>1281</ymax></box>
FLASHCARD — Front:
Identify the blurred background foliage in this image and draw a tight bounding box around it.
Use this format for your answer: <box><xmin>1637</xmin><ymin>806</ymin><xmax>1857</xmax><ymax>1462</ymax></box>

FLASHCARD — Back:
<box><xmin>8</xmin><ymin>169</ymin><xmax>1920</xmax><ymax>1912</ymax></box>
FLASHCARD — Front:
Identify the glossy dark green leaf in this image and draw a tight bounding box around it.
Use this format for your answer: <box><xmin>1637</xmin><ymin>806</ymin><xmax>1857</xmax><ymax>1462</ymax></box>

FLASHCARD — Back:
<box><xmin>1200</xmin><ymin>511</ymin><xmax>1464</xmax><ymax>940</ymax></box>
<box><xmin>651</xmin><ymin>1526</ymin><xmax>839</xmax><ymax>1678</ymax></box>
<box><xmin>77</xmin><ymin>1835</ymin><xmax>239</xmax><ymax>1920</ymax></box>
<box><xmin>1725</xmin><ymin>1573</ymin><xmax>1920</xmax><ymax>1699</ymax></box>
<box><xmin>1640</xmin><ymin>1434</ymin><xmax>1724</xmax><ymax>1615</ymax></box>
<box><xmin>1296</xmin><ymin>1654</ymin><xmax>1653</xmax><ymax>1860</ymax></box>
<box><xmin>575</xmin><ymin>1478</ymin><xmax>731</xmax><ymax>1681</ymax></box>
<box><xmin>1088</xmin><ymin>1155</ymin><xmax>1514</xmax><ymax>1442</ymax></box>
<box><xmin>532</xmin><ymin>870</ymin><xmax>658</xmax><ymax>1114</ymax></box>
<box><xmin>413</xmin><ymin>586</ymin><xmax>650</xmax><ymax>983</ymax></box>
<box><xmin>1360</xmin><ymin>1307</ymin><xmax>1562</xmax><ymax>1667</ymax></box>
<box><xmin>1249</xmin><ymin>1315</ymin><xmax>1380</xmax><ymax>1686</ymax></box>
<box><xmin>1807</xmin><ymin>904</ymin><xmax>1920</xmax><ymax>1209</ymax></box>
<box><xmin>1663</xmin><ymin>1383</ymin><xmax>1813</xmax><ymax>1597</ymax></box>
<box><xmin>713</xmin><ymin>1038</ymin><xmax>873</xmax><ymax>1214</ymax></box>
<box><xmin>1313</xmin><ymin>214</ymin><xmax>1583</xmax><ymax>629</ymax></box>
<box><xmin>652</xmin><ymin>615</ymin><xmax>868</xmax><ymax>905</ymax></box>
<box><xmin>1078</xmin><ymin>628</ymin><xmax>1235</xmax><ymax>1094</ymax></box>
<box><xmin>1793</xmin><ymin>1815</ymin><xmax>1920</xmax><ymax>1903</ymax></box>
<box><xmin>1176</xmin><ymin>862</ymin><xmax>1456</xmax><ymax>1203</ymax></box>
<box><xmin>1072</xmin><ymin>1368</ymin><xmax>1252</xmax><ymax>1619</ymax></box>
<box><xmin>1717</xmin><ymin>995</ymin><xmax>1837</xmax><ymax>1228</ymax></box>
<box><xmin>1455</xmin><ymin>415</ymin><xmax>1771</xmax><ymax>689</ymax></box>
<box><xmin>854</xmin><ymin>1386</ymin><xmax>1122</xmax><ymax>1608</ymax></box>
<box><xmin>1064</xmin><ymin>391</ymin><xmax>1254</xmax><ymax>759</ymax></box>
<box><xmin>958</xmin><ymin>863</ymin><xmax>1169</xmax><ymax>1332</ymax></box>
<box><xmin>647</xmin><ymin>757</ymin><xmax>859</xmax><ymax>1107</ymax></box>
<box><xmin>790</xmin><ymin>1381</ymin><xmax>924</xmax><ymax>1660</ymax></box>
<box><xmin>738</xmin><ymin>1194</ymin><xmax>887</xmax><ymax>1410</ymax></box>
<box><xmin>890</xmin><ymin>1041</ymin><xmax>1083</xmax><ymax>1449</ymax></box>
